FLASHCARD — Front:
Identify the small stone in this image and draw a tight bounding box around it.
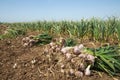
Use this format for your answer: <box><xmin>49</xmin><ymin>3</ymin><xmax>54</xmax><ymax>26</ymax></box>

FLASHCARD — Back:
<box><xmin>61</xmin><ymin>64</ymin><xmax>65</xmax><ymax>69</ymax></box>
<box><xmin>61</xmin><ymin>69</ymin><xmax>65</xmax><ymax>73</ymax></box>
<box><xmin>31</xmin><ymin>59</ymin><xmax>36</xmax><ymax>64</ymax></box>
<box><xmin>13</xmin><ymin>63</ymin><xmax>17</xmax><ymax>69</ymax></box>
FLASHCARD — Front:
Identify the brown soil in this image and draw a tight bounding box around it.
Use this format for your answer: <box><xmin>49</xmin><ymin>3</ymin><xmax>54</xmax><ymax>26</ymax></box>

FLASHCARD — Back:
<box><xmin>0</xmin><ymin>26</ymin><xmax>120</xmax><ymax>80</ymax></box>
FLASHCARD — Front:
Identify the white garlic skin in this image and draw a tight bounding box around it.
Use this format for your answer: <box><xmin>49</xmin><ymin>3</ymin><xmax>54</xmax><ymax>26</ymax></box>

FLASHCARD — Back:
<box><xmin>85</xmin><ymin>65</ymin><xmax>91</xmax><ymax>76</ymax></box>
<box><xmin>61</xmin><ymin>47</ymin><xmax>73</xmax><ymax>54</ymax></box>
<box><xmin>79</xmin><ymin>63</ymin><xmax>85</xmax><ymax>71</ymax></box>
<box><xmin>78</xmin><ymin>44</ymin><xmax>84</xmax><ymax>50</ymax></box>
<box><xmin>65</xmin><ymin>53</ymin><xmax>72</xmax><ymax>60</ymax></box>
<box><xmin>74</xmin><ymin>46</ymin><xmax>81</xmax><ymax>55</ymax></box>
<box><xmin>78</xmin><ymin>53</ymin><xmax>87</xmax><ymax>58</ymax></box>
<box><xmin>86</xmin><ymin>54</ymin><xmax>95</xmax><ymax>63</ymax></box>
<box><xmin>49</xmin><ymin>42</ymin><xmax>56</xmax><ymax>47</ymax></box>
<box><xmin>23</xmin><ymin>43</ymin><xmax>29</xmax><ymax>47</ymax></box>
<box><xmin>69</xmin><ymin>69</ymin><xmax>75</xmax><ymax>75</ymax></box>
<box><xmin>75</xmin><ymin>71</ymin><xmax>83</xmax><ymax>78</ymax></box>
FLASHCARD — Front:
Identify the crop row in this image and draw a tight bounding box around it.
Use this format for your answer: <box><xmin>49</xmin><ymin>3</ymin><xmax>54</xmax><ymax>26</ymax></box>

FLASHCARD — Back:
<box><xmin>1</xmin><ymin>17</ymin><xmax>120</xmax><ymax>42</ymax></box>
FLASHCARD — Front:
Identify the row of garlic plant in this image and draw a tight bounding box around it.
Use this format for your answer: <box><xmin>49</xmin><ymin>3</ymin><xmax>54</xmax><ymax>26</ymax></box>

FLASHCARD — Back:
<box><xmin>3</xmin><ymin>17</ymin><xmax>120</xmax><ymax>42</ymax></box>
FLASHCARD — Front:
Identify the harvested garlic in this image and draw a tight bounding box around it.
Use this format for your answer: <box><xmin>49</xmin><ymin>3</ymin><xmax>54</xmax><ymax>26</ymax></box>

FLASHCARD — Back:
<box><xmin>74</xmin><ymin>46</ymin><xmax>81</xmax><ymax>55</ymax></box>
<box><xmin>86</xmin><ymin>54</ymin><xmax>95</xmax><ymax>63</ymax></box>
<box><xmin>55</xmin><ymin>47</ymin><xmax>61</xmax><ymax>52</ymax></box>
<box><xmin>65</xmin><ymin>53</ymin><xmax>72</xmax><ymax>60</ymax></box>
<box><xmin>61</xmin><ymin>47</ymin><xmax>73</xmax><ymax>54</ymax></box>
<box><xmin>49</xmin><ymin>42</ymin><xmax>56</xmax><ymax>47</ymax></box>
<box><xmin>22</xmin><ymin>37</ymin><xmax>30</xmax><ymax>43</ymax></box>
<box><xmin>23</xmin><ymin>43</ymin><xmax>29</xmax><ymax>47</ymax></box>
<box><xmin>69</xmin><ymin>69</ymin><xmax>75</xmax><ymax>75</ymax></box>
<box><xmin>79</xmin><ymin>63</ymin><xmax>85</xmax><ymax>72</ymax></box>
<box><xmin>75</xmin><ymin>71</ymin><xmax>83</xmax><ymax>78</ymax></box>
<box><xmin>78</xmin><ymin>44</ymin><xmax>84</xmax><ymax>50</ymax></box>
<box><xmin>85</xmin><ymin>65</ymin><xmax>91</xmax><ymax>76</ymax></box>
<box><xmin>78</xmin><ymin>53</ymin><xmax>87</xmax><ymax>58</ymax></box>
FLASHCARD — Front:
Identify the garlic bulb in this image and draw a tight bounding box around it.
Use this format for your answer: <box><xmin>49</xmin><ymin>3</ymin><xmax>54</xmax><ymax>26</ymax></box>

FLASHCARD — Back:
<box><xmin>86</xmin><ymin>54</ymin><xmax>95</xmax><ymax>64</ymax></box>
<box><xmin>23</xmin><ymin>43</ymin><xmax>29</xmax><ymax>47</ymax></box>
<box><xmin>22</xmin><ymin>37</ymin><xmax>29</xmax><ymax>43</ymax></box>
<box><xmin>75</xmin><ymin>71</ymin><xmax>83</xmax><ymax>78</ymax></box>
<box><xmin>74</xmin><ymin>46</ymin><xmax>80</xmax><ymax>55</ymax></box>
<box><xmin>29</xmin><ymin>39</ymin><xmax>36</xmax><ymax>43</ymax></box>
<box><xmin>55</xmin><ymin>47</ymin><xmax>61</xmax><ymax>52</ymax></box>
<box><xmin>78</xmin><ymin>53</ymin><xmax>87</xmax><ymax>58</ymax></box>
<box><xmin>22</xmin><ymin>38</ymin><xmax>26</xmax><ymax>43</ymax></box>
<box><xmin>29</xmin><ymin>39</ymin><xmax>36</xmax><ymax>46</ymax></box>
<box><xmin>69</xmin><ymin>69</ymin><xmax>75</xmax><ymax>75</ymax></box>
<box><xmin>65</xmin><ymin>53</ymin><xmax>72</xmax><ymax>60</ymax></box>
<box><xmin>49</xmin><ymin>42</ymin><xmax>56</xmax><ymax>47</ymax></box>
<box><xmin>61</xmin><ymin>47</ymin><xmax>73</xmax><ymax>54</ymax></box>
<box><xmin>79</xmin><ymin>63</ymin><xmax>85</xmax><ymax>72</ymax></box>
<box><xmin>71</xmin><ymin>58</ymin><xmax>75</xmax><ymax>63</ymax></box>
<box><xmin>85</xmin><ymin>65</ymin><xmax>91</xmax><ymax>76</ymax></box>
<box><xmin>78</xmin><ymin>44</ymin><xmax>84</xmax><ymax>50</ymax></box>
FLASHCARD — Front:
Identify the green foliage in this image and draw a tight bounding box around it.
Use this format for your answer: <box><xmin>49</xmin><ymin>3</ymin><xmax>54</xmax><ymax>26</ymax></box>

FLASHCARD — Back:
<box><xmin>86</xmin><ymin>45</ymin><xmax>120</xmax><ymax>76</ymax></box>
<box><xmin>65</xmin><ymin>38</ymin><xmax>76</xmax><ymax>47</ymax></box>
<box><xmin>3</xmin><ymin>17</ymin><xmax>120</xmax><ymax>42</ymax></box>
<box><xmin>0</xmin><ymin>35</ymin><xmax>3</xmax><ymax>40</ymax></box>
<box><xmin>34</xmin><ymin>33</ymin><xmax>52</xmax><ymax>45</ymax></box>
<box><xmin>116</xmin><ymin>20</ymin><xmax>120</xmax><ymax>41</ymax></box>
<box><xmin>5</xmin><ymin>28</ymin><xmax>26</xmax><ymax>38</ymax></box>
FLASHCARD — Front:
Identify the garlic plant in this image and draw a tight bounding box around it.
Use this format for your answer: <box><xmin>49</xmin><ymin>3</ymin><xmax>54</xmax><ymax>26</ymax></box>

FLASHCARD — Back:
<box><xmin>22</xmin><ymin>35</ymin><xmax>36</xmax><ymax>47</ymax></box>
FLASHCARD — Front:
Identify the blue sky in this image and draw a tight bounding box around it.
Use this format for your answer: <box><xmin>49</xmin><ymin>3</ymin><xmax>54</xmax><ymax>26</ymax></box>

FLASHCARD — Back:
<box><xmin>0</xmin><ymin>0</ymin><xmax>120</xmax><ymax>22</ymax></box>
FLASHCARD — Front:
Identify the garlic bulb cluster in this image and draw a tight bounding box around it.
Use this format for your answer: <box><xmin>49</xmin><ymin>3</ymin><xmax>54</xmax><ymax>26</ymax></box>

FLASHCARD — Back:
<box><xmin>22</xmin><ymin>35</ymin><xmax>37</xmax><ymax>47</ymax></box>
<box><xmin>44</xmin><ymin>37</ymin><xmax>66</xmax><ymax>53</ymax></box>
<box><xmin>61</xmin><ymin>47</ymin><xmax>74</xmax><ymax>54</ymax></box>
<box><xmin>43</xmin><ymin>37</ymin><xmax>95</xmax><ymax>78</ymax></box>
<box><xmin>79</xmin><ymin>53</ymin><xmax>95</xmax><ymax>65</ymax></box>
<box><xmin>75</xmin><ymin>70</ymin><xmax>83</xmax><ymax>78</ymax></box>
